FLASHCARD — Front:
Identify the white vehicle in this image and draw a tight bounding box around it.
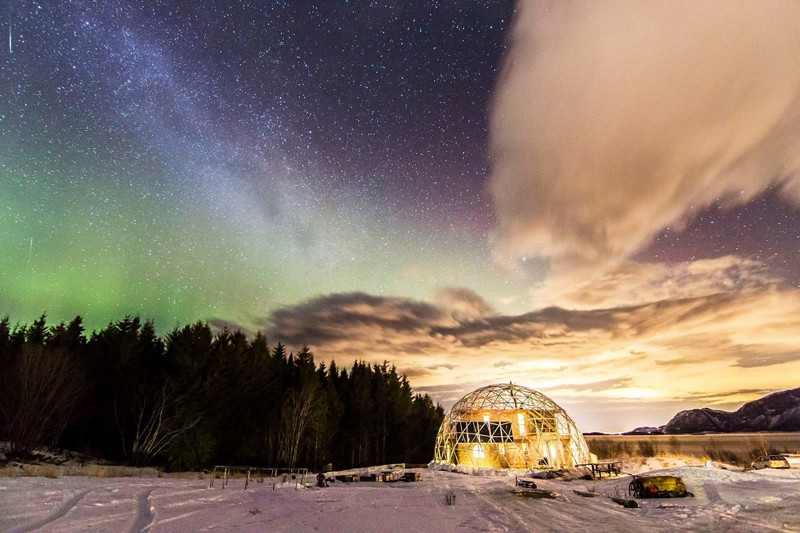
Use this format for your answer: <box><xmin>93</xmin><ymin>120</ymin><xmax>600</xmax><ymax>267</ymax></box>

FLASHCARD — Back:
<box><xmin>751</xmin><ymin>455</ymin><xmax>790</xmax><ymax>470</ymax></box>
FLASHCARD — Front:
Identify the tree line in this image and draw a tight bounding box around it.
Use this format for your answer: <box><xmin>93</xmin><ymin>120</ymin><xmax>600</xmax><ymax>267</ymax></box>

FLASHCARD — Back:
<box><xmin>0</xmin><ymin>314</ymin><xmax>444</xmax><ymax>471</ymax></box>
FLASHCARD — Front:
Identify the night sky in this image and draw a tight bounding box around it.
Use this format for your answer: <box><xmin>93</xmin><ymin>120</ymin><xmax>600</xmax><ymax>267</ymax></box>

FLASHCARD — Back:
<box><xmin>3</xmin><ymin>1</ymin><xmax>800</xmax><ymax>432</ymax></box>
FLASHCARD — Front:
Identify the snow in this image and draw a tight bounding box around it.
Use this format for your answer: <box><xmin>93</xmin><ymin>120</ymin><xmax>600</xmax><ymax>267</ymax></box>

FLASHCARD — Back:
<box><xmin>2</xmin><ymin>460</ymin><xmax>800</xmax><ymax>532</ymax></box>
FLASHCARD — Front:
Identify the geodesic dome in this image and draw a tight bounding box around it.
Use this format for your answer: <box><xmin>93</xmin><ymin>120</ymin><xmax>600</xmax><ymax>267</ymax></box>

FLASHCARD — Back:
<box><xmin>433</xmin><ymin>383</ymin><xmax>591</xmax><ymax>469</ymax></box>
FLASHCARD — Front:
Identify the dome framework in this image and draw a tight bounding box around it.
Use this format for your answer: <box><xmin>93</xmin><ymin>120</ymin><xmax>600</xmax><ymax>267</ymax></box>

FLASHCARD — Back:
<box><xmin>433</xmin><ymin>383</ymin><xmax>591</xmax><ymax>469</ymax></box>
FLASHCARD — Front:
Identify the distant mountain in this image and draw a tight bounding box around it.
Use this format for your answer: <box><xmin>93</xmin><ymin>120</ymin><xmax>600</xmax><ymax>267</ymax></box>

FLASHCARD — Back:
<box><xmin>659</xmin><ymin>387</ymin><xmax>800</xmax><ymax>434</ymax></box>
<box><xmin>626</xmin><ymin>426</ymin><xmax>662</xmax><ymax>435</ymax></box>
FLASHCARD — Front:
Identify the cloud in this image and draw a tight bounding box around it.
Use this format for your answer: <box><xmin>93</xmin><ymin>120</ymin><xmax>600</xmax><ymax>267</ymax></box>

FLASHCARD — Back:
<box><xmin>264</xmin><ymin>292</ymin><xmax>451</xmax><ymax>349</ymax></box>
<box><xmin>208</xmin><ymin>317</ymin><xmax>256</xmax><ymax>336</ymax></box>
<box><xmin>547</xmin><ymin>377</ymin><xmax>633</xmax><ymax>394</ymax></box>
<box><xmin>261</xmin><ymin>285</ymin><xmax>800</xmax><ymax>430</ymax></box>
<box><xmin>488</xmin><ymin>1</ymin><xmax>800</xmax><ymax>275</ymax></box>
<box><xmin>734</xmin><ymin>351</ymin><xmax>800</xmax><ymax>368</ymax></box>
<box><xmin>401</xmin><ymin>367</ymin><xmax>432</xmax><ymax>378</ymax></box>
<box><xmin>536</xmin><ymin>256</ymin><xmax>777</xmax><ymax>309</ymax></box>
<box><xmin>434</xmin><ymin>287</ymin><xmax>494</xmax><ymax>321</ymax></box>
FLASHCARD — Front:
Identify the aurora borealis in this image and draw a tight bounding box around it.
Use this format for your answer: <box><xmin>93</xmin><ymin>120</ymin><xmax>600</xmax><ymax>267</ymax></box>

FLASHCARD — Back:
<box><xmin>2</xmin><ymin>2</ymin><xmax>520</xmax><ymax>325</ymax></box>
<box><xmin>3</xmin><ymin>1</ymin><xmax>800</xmax><ymax>431</ymax></box>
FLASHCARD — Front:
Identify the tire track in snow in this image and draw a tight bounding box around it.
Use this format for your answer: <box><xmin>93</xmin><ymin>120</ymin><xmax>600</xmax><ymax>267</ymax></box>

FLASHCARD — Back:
<box><xmin>10</xmin><ymin>489</ymin><xmax>90</xmax><ymax>533</ymax></box>
<box><xmin>129</xmin><ymin>488</ymin><xmax>155</xmax><ymax>533</ymax></box>
<box><xmin>703</xmin><ymin>483</ymin><xmax>721</xmax><ymax>503</ymax></box>
<box><xmin>469</xmin><ymin>485</ymin><xmax>536</xmax><ymax>531</ymax></box>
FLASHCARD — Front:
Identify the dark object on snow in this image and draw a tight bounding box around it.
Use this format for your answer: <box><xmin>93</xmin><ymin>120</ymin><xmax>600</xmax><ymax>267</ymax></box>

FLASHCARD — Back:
<box><xmin>573</xmin><ymin>490</ymin><xmax>598</xmax><ymax>498</ymax></box>
<box><xmin>316</xmin><ymin>473</ymin><xmax>328</xmax><ymax>487</ymax></box>
<box><xmin>515</xmin><ymin>475</ymin><xmax>537</xmax><ymax>489</ymax></box>
<box><xmin>513</xmin><ymin>489</ymin><xmax>558</xmax><ymax>499</ymax></box>
<box><xmin>529</xmin><ymin>469</ymin><xmax>559</xmax><ymax>479</ymax></box>
<box><xmin>629</xmin><ymin>476</ymin><xmax>693</xmax><ymax>499</ymax></box>
<box><xmin>611</xmin><ymin>496</ymin><xmax>639</xmax><ymax>508</ymax></box>
<box><xmin>403</xmin><ymin>472</ymin><xmax>421</xmax><ymax>482</ymax></box>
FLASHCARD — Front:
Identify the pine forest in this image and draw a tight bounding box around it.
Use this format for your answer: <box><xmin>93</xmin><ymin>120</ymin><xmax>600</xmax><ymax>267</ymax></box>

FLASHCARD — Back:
<box><xmin>0</xmin><ymin>314</ymin><xmax>445</xmax><ymax>471</ymax></box>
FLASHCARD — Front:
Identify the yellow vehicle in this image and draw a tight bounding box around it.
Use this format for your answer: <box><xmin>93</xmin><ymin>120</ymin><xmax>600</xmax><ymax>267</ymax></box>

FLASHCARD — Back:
<box><xmin>751</xmin><ymin>455</ymin><xmax>790</xmax><ymax>470</ymax></box>
<box><xmin>629</xmin><ymin>475</ymin><xmax>692</xmax><ymax>498</ymax></box>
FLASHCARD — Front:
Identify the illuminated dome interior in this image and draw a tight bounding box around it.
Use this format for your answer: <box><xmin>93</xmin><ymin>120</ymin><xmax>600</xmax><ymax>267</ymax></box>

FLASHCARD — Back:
<box><xmin>433</xmin><ymin>383</ymin><xmax>591</xmax><ymax>469</ymax></box>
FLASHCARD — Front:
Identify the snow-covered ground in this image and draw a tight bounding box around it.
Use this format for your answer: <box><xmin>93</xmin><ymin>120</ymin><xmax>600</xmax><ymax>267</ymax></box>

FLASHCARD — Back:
<box><xmin>2</xmin><ymin>460</ymin><xmax>800</xmax><ymax>532</ymax></box>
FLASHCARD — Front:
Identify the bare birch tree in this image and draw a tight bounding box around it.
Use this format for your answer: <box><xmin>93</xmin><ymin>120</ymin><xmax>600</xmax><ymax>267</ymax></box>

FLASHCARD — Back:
<box><xmin>130</xmin><ymin>382</ymin><xmax>198</xmax><ymax>466</ymax></box>
<box><xmin>278</xmin><ymin>381</ymin><xmax>322</xmax><ymax>467</ymax></box>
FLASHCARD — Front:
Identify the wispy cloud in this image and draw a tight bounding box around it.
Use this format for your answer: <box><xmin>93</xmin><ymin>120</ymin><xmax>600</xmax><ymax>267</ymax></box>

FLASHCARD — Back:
<box><xmin>535</xmin><ymin>256</ymin><xmax>776</xmax><ymax>310</ymax></box>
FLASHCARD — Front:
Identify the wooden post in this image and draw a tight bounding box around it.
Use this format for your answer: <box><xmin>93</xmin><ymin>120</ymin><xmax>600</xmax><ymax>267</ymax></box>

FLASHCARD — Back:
<box><xmin>245</xmin><ymin>469</ymin><xmax>250</xmax><ymax>490</ymax></box>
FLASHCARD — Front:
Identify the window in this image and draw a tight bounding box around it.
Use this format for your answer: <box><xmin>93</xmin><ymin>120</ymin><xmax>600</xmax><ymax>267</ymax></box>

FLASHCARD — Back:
<box><xmin>518</xmin><ymin>413</ymin><xmax>526</xmax><ymax>435</ymax></box>
<box><xmin>473</xmin><ymin>444</ymin><xmax>485</xmax><ymax>458</ymax></box>
<box><xmin>498</xmin><ymin>444</ymin><xmax>505</xmax><ymax>455</ymax></box>
<box><xmin>454</xmin><ymin>422</ymin><xmax>513</xmax><ymax>443</ymax></box>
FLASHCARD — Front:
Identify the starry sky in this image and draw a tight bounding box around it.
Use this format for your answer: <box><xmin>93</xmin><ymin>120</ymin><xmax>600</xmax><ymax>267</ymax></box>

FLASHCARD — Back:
<box><xmin>3</xmin><ymin>1</ymin><xmax>800</xmax><ymax>432</ymax></box>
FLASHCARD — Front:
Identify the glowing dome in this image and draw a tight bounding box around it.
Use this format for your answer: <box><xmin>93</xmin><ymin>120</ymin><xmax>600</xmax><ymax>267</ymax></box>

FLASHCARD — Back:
<box><xmin>433</xmin><ymin>383</ymin><xmax>591</xmax><ymax>469</ymax></box>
